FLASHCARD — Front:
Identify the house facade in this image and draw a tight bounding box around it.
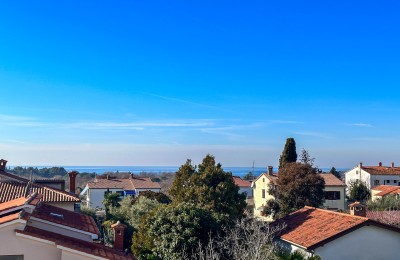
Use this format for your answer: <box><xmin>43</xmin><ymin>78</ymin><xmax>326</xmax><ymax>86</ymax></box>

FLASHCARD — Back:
<box><xmin>320</xmin><ymin>173</ymin><xmax>346</xmax><ymax>210</ymax></box>
<box><xmin>80</xmin><ymin>175</ymin><xmax>161</xmax><ymax>209</ymax></box>
<box><xmin>232</xmin><ymin>176</ymin><xmax>253</xmax><ymax>198</ymax></box>
<box><xmin>252</xmin><ymin>166</ymin><xmax>278</xmax><ymax>220</ymax></box>
<box><xmin>345</xmin><ymin>162</ymin><xmax>400</xmax><ymax>191</ymax></box>
<box><xmin>278</xmin><ymin>204</ymin><xmax>400</xmax><ymax>260</ymax></box>
<box><xmin>371</xmin><ymin>185</ymin><xmax>400</xmax><ymax>201</ymax></box>
<box><xmin>0</xmin><ymin>193</ymin><xmax>134</xmax><ymax>260</ymax></box>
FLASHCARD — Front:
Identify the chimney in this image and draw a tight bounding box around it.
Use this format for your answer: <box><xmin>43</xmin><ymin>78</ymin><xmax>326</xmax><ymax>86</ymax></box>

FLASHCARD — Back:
<box><xmin>358</xmin><ymin>162</ymin><xmax>362</xmax><ymax>168</ymax></box>
<box><xmin>0</xmin><ymin>159</ymin><xmax>7</xmax><ymax>171</ymax></box>
<box><xmin>111</xmin><ymin>221</ymin><xmax>127</xmax><ymax>251</ymax></box>
<box><xmin>68</xmin><ymin>171</ymin><xmax>78</xmax><ymax>194</ymax></box>
<box><xmin>378</xmin><ymin>162</ymin><xmax>382</xmax><ymax>167</ymax></box>
<box><xmin>391</xmin><ymin>162</ymin><xmax>395</xmax><ymax>168</ymax></box>
<box><xmin>268</xmin><ymin>166</ymin><xmax>273</xmax><ymax>176</ymax></box>
<box><xmin>349</xmin><ymin>201</ymin><xmax>366</xmax><ymax>217</ymax></box>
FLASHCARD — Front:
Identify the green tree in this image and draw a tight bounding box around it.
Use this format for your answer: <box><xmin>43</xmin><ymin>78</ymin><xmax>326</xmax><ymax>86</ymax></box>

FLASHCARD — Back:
<box><xmin>136</xmin><ymin>190</ymin><xmax>171</xmax><ymax>204</ymax></box>
<box><xmin>349</xmin><ymin>181</ymin><xmax>370</xmax><ymax>202</ymax></box>
<box><xmin>132</xmin><ymin>203</ymin><xmax>218</xmax><ymax>260</ymax></box>
<box><xmin>298</xmin><ymin>149</ymin><xmax>315</xmax><ymax>166</ymax></box>
<box><xmin>275</xmin><ymin>163</ymin><xmax>325</xmax><ymax>216</ymax></box>
<box><xmin>243</xmin><ymin>171</ymin><xmax>255</xmax><ymax>181</ymax></box>
<box><xmin>279</xmin><ymin>138</ymin><xmax>297</xmax><ymax>168</ymax></box>
<box><xmin>170</xmin><ymin>154</ymin><xmax>247</xmax><ymax>224</ymax></box>
<box><xmin>103</xmin><ymin>192</ymin><xmax>120</xmax><ymax>212</ymax></box>
<box><xmin>329</xmin><ymin>167</ymin><xmax>341</xmax><ymax>179</ymax></box>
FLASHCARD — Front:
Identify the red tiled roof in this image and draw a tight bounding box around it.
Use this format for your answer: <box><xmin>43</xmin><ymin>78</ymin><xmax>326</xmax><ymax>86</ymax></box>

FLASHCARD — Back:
<box><xmin>367</xmin><ymin>211</ymin><xmax>400</xmax><ymax>227</ymax></box>
<box><xmin>87</xmin><ymin>177</ymin><xmax>161</xmax><ymax>190</ymax></box>
<box><xmin>279</xmin><ymin>207</ymin><xmax>369</xmax><ymax>249</ymax></box>
<box><xmin>31</xmin><ymin>203</ymin><xmax>99</xmax><ymax>235</ymax></box>
<box><xmin>0</xmin><ymin>193</ymin><xmax>42</xmax><ymax>213</ymax></box>
<box><xmin>16</xmin><ymin>226</ymin><xmax>135</xmax><ymax>260</ymax></box>
<box><xmin>372</xmin><ymin>185</ymin><xmax>400</xmax><ymax>196</ymax></box>
<box><xmin>362</xmin><ymin>166</ymin><xmax>400</xmax><ymax>176</ymax></box>
<box><xmin>319</xmin><ymin>173</ymin><xmax>346</xmax><ymax>186</ymax></box>
<box><xmin>0</xmin><ymin>181</ymin><xmax>79</xmax><ymax>203</ymax></box>
<box><xmin>232</xmin><ymin>176</ymin><xmax>251</xmax><ymax>187</ymax></box>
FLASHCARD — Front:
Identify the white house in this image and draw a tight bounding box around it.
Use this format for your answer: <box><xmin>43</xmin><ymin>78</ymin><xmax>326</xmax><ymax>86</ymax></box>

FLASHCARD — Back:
<box><xmin>320</xmin><ymin>173</ymin><xmax>346</xmax><ymax>210</ymax></box>
<box><xmin>277</xmin><ymin>203</ymin><xmax>400</xmax><ymax>260</ymax></box>
<box><xmin>0</xmin><ymin>193</ymin><xmax>134</xmax><ymax>260</ymax></box>
<box><xmin>80</xmin><ymin>174</ymin><xmax>161</xmax><ymax>209</ymax></box>
<box><xmin>345</xmin><ymin>162</ymin><xmax>400</xmax><ymax>191</ymax></box>
<box><xmin>232</xmin><ymin>176</ymin><xmax>253</xmax><ymax>198</ymax></box>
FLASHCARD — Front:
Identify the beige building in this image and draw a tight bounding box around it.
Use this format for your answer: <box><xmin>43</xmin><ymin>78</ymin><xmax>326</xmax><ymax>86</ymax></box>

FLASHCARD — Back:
<box><xmin>371</xmin><ymin>185</ymin><xmax>400</xmax><ymax>201</ymax></box>
<box><xmin>0</xmin><ymin>193</ymin><xmax>133</xmax><ymax>260</ymax></box>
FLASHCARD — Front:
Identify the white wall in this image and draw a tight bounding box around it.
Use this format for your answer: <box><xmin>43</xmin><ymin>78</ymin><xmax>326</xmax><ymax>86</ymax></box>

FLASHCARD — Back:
<box><xmin>88</xmin><ymin>188</ymin><xmax>122</xmax><ymax>209</ymax></box>
<box><xmin>323</xmin><ymin>186</ymin><xmax>346</xmax><ymax>210</ymax></box>
<box><xmin>314</xmin><ymin>225</ymin><xmax>400</xmax><ymax>260</ymax></box>
<box><xmin>61</xmin><ymin>249</ymin><xmax>104</xmax><ymax>260</ymax></box>
<box><xmin>345</xmin><ymin>166</ymin><xmax>400</xmax><ymax>191</ymax></box>
<box><xmin>0</xmin><ymin>223</ymin><xmax>61</xmax><ymax>260</ymax></box>
<box><xmin>29</xmin><ymin>218</ymin><xmax>94</xmax><ymax>242</ymax></box>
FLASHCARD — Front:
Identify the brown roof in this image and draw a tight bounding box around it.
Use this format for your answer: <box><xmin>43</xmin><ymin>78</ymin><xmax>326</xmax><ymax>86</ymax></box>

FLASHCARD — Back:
<box><xmin>16</xmin><ymin>226</ymin><xmax>135</xmax><ymax>260</ymax></box>
<box><xmin>0</xmin><ymin>193</ymin><xmax>41</xmax><ymax>213</ymax></box>
<box><xmin>372</xmin><ymin>185</ymin><xmax>400</xmax><ymax>196</ymax></box>
<box><xmin>232</xmin><ymin>176</ymin><xmax>251</xmax><ymax>187</ymax></box>
<box><xmin>362</xmin><ymin>166</ymin><xmax>400</xmax><ymax>176</ymax></box>
<box><xmin>319</xmin><ymin>173</ymin><xmax>346</xmax><ymax>186</ymax></box>
<box><xmin>87</xmin><ymin>177</ymin><xmax>161</xmax><ymax>190</ymax></box>
<box><xmin>279</xmin><ymin>207</ymin><xmax>369</xmax><ymax>249</ymax></box>
<box><xmin>31</xmin><ymin>203</ymin><xmax>99</xmax><ymax>235</ymax></box>
<box><xmin>0</xmin><ymin>181</ymin><xmax>80</xmax><ymax>203</ymax></box>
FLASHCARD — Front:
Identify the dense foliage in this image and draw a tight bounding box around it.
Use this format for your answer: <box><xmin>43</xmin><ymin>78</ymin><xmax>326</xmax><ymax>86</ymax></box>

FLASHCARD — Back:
<box><xmin>279</xmin><ymin>138</ymin><xmax>297</xmax><ymax>168</ymax></box>
<box><xmin>272</xmin><ymin>163</ymin><xmax>325</xmax><ymax>217</ymax></box>
<box><xmin>367</xmin><ymin>195</ymin><xmax>400</xmax><ymax>211</ymax></box>
<box><xmin>132</xmin><ymin>203</ymin><xmax>218</xmax><ymax>259</ymax></box>
<box><xmin>170</xmin><ymin>154</ymin><xmax>247</xmax><ymax>224</ymax></box>
<box><xmin>9</xmin><ymin>166</ymin><xmax>68</xmax><ymax>178</ymax></box>
<box><xmin>135</xmin><ymin>190</ymin><xmax>171</xmax><ymax>204</ymax></box>
<box><xmin>348</xmin><ymin>181</ymin><xmax>370</xmax><ymax>202</ymax></box>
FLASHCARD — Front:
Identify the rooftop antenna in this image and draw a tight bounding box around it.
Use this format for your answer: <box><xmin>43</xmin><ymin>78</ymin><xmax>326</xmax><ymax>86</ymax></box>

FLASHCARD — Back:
<box><xmin>252</xmin><ymin>160</ymin><xmax>255</xmax><ymax>180</ymax></box>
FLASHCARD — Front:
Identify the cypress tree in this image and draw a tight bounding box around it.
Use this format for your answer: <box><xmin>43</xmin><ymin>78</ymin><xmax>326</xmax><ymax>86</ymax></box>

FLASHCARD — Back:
<box><xmin>279</xmin><ymin>138</ymin><xmax>297</xmax><ymax>168</ymax></box>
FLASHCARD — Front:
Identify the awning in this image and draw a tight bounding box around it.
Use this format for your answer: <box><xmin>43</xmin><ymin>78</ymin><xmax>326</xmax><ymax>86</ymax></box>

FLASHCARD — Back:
<box><xmin>124</xmin><ymin>190</ymin><xmax>136</xmax><ymax>196</ymax></box>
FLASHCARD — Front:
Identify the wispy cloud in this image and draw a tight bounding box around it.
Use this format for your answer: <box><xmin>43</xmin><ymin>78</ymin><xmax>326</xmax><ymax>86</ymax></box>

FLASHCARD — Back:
<box><xmin>351</xmin><ymin>123</ymin><xmax>373</xmax><ymax>128</ymax></box>
<box><xmin>270</xmin><ymin>120</ymin><xmax>305</xmax><ymax>125</ymax></box>
<box><xmin>64</xmin><ymin>121</ymin><xmax>213</xmax><ymax>130</ymax></box>
<box><xmin>294</xmin><ymin>131</ymin><xmax>333</xmax><ymax>139</ymax></box>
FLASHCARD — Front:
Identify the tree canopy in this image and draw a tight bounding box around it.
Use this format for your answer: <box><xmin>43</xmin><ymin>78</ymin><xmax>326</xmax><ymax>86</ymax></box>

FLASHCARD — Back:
<box><xmin>274</xmin><ymin>162</ymin><xmax>325</xmax><ymax>216</ymax></box>
<box><xmin>279</xmin><ymin>138</ymin><xmax>297</xmax><ymax>168</ymax></box>
<box><xmin>329</xmin><ymin>167</ymin><xmax>341</xmax><ymax>179</ymax></box>
<box><xmin>170</xmin><ymin>154</ymin><xmax>247</xmax><ymax>224</ymax></box>
<box><xmin>349</xmin><ymin>181</ymin><xmax>370</xmax><ymax>202</ymax></box>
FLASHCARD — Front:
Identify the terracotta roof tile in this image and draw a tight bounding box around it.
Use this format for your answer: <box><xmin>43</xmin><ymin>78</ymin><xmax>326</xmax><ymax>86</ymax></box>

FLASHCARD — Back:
<box><xmin>319</xmin><ymin>173</ymin><xmax>346</xmax><ymax>186</ymax></box>
<box><xmin>0</xmin><ymin>177</ymin><xmax>79</xmax><ymax>203</ymax></box>
<box><xmin>0</xmin><ymin>193</ymin><xmax>42</xmax><ymax>213</ymax></box>
<box><xmin>279</xmin><ymin>207</ymin><xmax>368</xmax><ymax>249</ymax></box>
<box><xmin>372</xmin><ymin>185</ymin><xmax>400</xmax><ymax>196</ymax></box>
<box><xmin>362</xmin><ymin>166</ymin><xmax>400</xmax><ymax>176</ymax></box>
<box><xmin>232</xmin><ymin>176</ymin><xmax>251</xmax><ymax>187</ymax></box>
<box><xmin>31</xmin><ymin>203</ymin><xmax>99</xmax><ymax>235</ymax></box>
<box><xmin>0</xmin><ymin>212</ymin><xmax>22</xmax><ymax>225</ymax></box>
<box><xmin>87</xmin><ymin>177</ymin><xmax>160</xmax><ymax>190</ymax></box>
<box><xmin>16</xmin><ymin>226</ymin><xmax>135</xmax><ymax>260</ymax></box>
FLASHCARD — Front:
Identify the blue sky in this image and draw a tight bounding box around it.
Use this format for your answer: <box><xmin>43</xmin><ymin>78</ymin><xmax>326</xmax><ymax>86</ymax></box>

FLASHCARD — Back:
<box><xmin>0</xmin><ymin>1</ymin><xmax>399</xmax><ymax>167</ymax></box>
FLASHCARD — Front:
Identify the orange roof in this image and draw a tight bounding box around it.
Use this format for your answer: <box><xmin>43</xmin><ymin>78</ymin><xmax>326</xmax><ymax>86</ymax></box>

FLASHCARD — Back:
<box><xmin>362</xmin><ymin>166</ymin><xmax>400</xmax><ymax>175</ymax></box>
<box><xmin>16</xmin><ymin>226</ymin><xmax>135</xmax><ymax>260</ymax></box>
<box><xmin>0</xmin><ymin>193</ymin><xmax>42</xmax><ymax>213</ymax></box>
<box><xmin>0</xmin><ymin>181</ymin><xmax>79</xmax><ymax>203</ymax></box>
<box><xmin>279</xmin><ymin>207</ymin><xmax>369</xmax><ymax>249</ymax></box>
<box><xmin>319</xmin><ymin>173</ymin><xmax>346</xmax><ymax>186</ymax></box>
<box><xmin>372</xmin><ymin>185</ymin><xmax>400</xmax><ymax>196</ymax></box>
<box><xmin>232</xmin><ymin>176</ymin><xmax>251</xmax><ymax>187</ymax></box>
<box><xmin>87</xmin><ymin>177</ymin><xmax>161</xmax><ymax>190</ymax></box>
<box><xmin>0</xmin><ymin>212</ymin><xmax>22</xmax><ymax>225</ymax></box>
<box><xmin>31</xmin><ymin>203</ymin><xmax>99</xmax><ymax>235</ymax></box>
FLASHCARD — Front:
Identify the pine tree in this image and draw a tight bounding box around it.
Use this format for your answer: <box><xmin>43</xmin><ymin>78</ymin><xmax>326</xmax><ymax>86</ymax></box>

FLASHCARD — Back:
<box><xmin>329</xmin><ymin>167</ymin><xmax>341</xmax><ymax>180</ymax></box>
<box><xmin>279</xmin><ymin>138</ymin><xmax>297</xmax><ymax>168</ymax></box>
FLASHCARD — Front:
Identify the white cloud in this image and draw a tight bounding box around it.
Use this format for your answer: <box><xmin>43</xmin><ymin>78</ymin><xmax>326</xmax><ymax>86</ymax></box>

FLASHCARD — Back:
<box><xmin>351</xmin><ymin>123</ymin><xmax>373</xmax><ymax>128</ymax></box>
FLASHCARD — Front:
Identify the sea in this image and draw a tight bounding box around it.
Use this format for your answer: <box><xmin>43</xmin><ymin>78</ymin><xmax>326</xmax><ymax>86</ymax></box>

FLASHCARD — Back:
<box><xmin>11</xmin><ymin>166</ymin><xmax>349</xmax><ymax>178</ymax></box>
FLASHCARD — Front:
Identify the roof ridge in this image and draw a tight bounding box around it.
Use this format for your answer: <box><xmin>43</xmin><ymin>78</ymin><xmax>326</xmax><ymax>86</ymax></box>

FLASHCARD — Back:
<box><xmin>302</xmin><ymin>206</ymin><xmax>369</xmax><ymax>220</ymax></box>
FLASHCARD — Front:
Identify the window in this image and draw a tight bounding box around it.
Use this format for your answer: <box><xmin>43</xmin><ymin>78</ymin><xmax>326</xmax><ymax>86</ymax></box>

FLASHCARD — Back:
<box><xmin>0</xmin><ymin>256</ymin><xmax>24</xmax><ymax>260</ymax></box>
<box><xmin>394</xmin><ymin>180</ymin><xmax>398</xmax><ymax>184</ymax></box>
<box><xmin>385</xmin><ymin>180</ymin><xmax>390</xmax><ymax>184</ymax></box>
<box><xmin>374</xmin><ymin>180</ymin><xmax>380</xmax><ymax>186</ymax></box>
<box><xmin>324</xmin><ymin>191</ymin><xmax>341</xmax><ymax>200</ymax></box>
<box><xmin>262</xmin><ymin>189</ymin><xmax>265</xmax><ymax>199</ymax></box>
<box><xmin>263</xmin><ymin>178</ymin><xmax>265</xmax><ymax>182</ymax></box>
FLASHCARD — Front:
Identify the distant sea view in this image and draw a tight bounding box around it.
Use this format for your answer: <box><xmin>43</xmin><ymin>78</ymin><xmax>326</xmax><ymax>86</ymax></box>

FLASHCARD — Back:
<box><xmin>9</xmin><ymin>166</ymin><xmax>350</xmax><ymax>178</ymax></box>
